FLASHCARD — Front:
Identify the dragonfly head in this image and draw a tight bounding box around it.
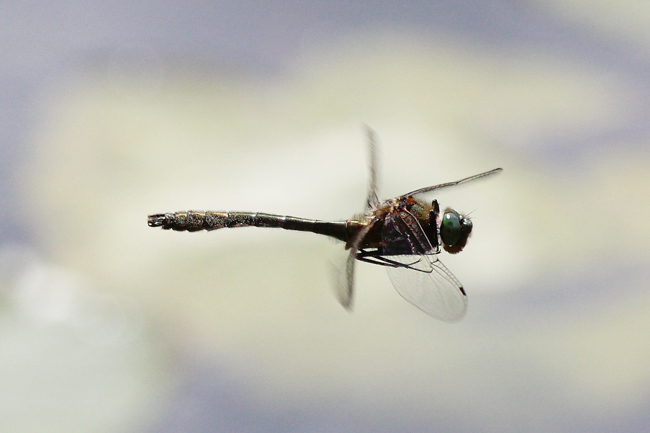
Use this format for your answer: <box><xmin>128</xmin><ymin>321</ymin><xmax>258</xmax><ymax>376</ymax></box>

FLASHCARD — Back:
<box><xmin>440</xmin><ymin>208</ymin><xmax>472</xmax><ymax>254</ymax></box>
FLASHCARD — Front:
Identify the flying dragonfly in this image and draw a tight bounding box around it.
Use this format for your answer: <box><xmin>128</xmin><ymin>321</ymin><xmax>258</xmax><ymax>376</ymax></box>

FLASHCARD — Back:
<box><xmin>148</xmin><ymin>128</ymin><xmax>502</xmax><ymax>321</ymax></box>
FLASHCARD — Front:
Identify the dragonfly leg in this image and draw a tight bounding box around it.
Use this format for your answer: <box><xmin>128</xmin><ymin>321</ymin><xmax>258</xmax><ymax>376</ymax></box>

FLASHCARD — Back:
<box><xmin>356</xmin><ymin>249</ymin><xmax>423</xmax><ymax>270</ymax></box>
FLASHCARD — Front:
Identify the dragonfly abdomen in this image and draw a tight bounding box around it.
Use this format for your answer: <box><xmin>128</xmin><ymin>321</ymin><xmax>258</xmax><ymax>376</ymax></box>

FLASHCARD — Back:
<box><xmin>148</xmin><ymin>210</ymin><xmax>351</xmax><ymax>241</ymax></box>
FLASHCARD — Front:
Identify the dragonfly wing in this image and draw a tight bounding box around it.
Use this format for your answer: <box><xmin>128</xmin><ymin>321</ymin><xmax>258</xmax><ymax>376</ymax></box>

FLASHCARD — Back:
<box><xmin>334</xmin><ymin>220</ymin><xmax>377</xmax><ymax>311</ymax></box>
<box><xmin>386</xmin><ymin>254</ymin><xmax>467</xmax><ymax>322</ymax></box>
<box><xmin>380</xmin><ymin>206</ymin><xmax>466</xmax><ymax>320</ymax></box>
<box><xmin>330</xmin><ymin>247</ymin><xmax>352</xmax><ymax>310</ymax></box>
<box><xmin>331</xmin><ymin>246</ymin><xmax>357</xmax><ymax>310</ymax></box>
<box><xmin>401</xmin><ymin>167</ymin><xmax>502</xmax><ymax>198</ymax></box>
<box><xmin>365</xmin><ymin>125</ymin><xmax>380</xmax><ymax>209</ymax></box>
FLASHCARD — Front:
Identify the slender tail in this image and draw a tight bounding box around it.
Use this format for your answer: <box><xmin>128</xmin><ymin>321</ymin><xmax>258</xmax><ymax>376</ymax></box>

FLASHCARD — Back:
<box><xmin>148</xmin><ymin>210</ymin><xmax>351</xmax><ymax>241</ymax></box>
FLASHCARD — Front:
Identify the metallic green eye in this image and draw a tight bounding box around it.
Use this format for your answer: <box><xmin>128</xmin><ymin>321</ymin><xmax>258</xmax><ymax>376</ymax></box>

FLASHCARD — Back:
<box><xmin>440</xmin><ymin>210</ymin><xmax>461</xmax><ymax>247</ymax></box>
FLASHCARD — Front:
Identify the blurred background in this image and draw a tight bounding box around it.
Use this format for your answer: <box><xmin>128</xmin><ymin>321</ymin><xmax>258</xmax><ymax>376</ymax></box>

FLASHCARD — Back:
<box><xmin>2</xmin><ymin>1</ymin><xmax>650</xmax><ymax>432</ymax></box>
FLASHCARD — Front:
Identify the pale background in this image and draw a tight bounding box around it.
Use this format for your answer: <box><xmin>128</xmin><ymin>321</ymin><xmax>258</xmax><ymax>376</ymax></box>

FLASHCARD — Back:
<box><xmin>2</xmin><ymin>2</ymin><xmax>650</xmax><ymax>432</ymax></box>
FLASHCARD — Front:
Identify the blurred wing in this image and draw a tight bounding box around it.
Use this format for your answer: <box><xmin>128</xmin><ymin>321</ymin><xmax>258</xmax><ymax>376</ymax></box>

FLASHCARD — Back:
<box><xmin>333</xmin><ymin>221</ymin><xmax>376</xmax><ymax>311</ymax></box>
<box><xmin>331</xmin><ymin>247</ymin><xmax>357</xmax><ymax>310</ymax></box>
<box><xmin>330</xmin><ymin>247</ymin><xmax>352</xmax><ymax>310</ymax></box>
<box><xmin>386</xmin><ymin>254</ymin><xmax>467</xmax><ymax>322</ymax></box>
<box><xmin>365</xmin><ymin>125</ymin><xmax>380</xmax><ymax>209</ymax></box>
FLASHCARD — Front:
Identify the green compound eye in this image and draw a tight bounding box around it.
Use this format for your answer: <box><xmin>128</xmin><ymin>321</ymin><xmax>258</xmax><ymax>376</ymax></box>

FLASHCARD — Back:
<box><xmin>440</xmin><ymin>210</ymin><xmax>462</xmax><ymax>247</ymax></box>
<box><xmin>441</xmin><ymin>209</ymin><xmax>473</xmax><ymax>254</ymax></box>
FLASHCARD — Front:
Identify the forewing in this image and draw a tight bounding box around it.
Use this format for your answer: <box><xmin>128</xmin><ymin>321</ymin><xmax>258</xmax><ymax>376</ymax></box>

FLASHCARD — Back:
<box><xmin>401</xmin><ymin>167</ymin><xmax>503</xmax><ymax>198</ymax></box>
<box><xmin>386</xmin><ymin>255</ymin><xmax>467</xmax><ymax>322</ymax></box>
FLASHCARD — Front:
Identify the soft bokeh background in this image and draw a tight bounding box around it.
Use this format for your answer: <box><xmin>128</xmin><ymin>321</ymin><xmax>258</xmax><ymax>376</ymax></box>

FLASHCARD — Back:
<box><xmin>2</xmin><ymin>1</ymin><xmax>650</xmax><ymax>432</ymax></box>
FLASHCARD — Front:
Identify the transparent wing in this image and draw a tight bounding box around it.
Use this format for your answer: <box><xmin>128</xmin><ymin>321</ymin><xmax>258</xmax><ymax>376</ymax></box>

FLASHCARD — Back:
<box><xmin>380</xmin><ymin>206</ymin><xmax>466</xmax><ymax>321</ymax></box>
<box><xmin>386</xmin><ymin>254</ymin><xmax>467</xmax><ymax>322</ymax></box>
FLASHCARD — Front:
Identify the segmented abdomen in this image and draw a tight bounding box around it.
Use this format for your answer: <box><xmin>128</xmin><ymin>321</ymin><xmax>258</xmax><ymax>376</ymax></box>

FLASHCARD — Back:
<box><xmin>147</xmin><ymin>210</ymin><xmax>351</xmax><ymax>241</ymax></box>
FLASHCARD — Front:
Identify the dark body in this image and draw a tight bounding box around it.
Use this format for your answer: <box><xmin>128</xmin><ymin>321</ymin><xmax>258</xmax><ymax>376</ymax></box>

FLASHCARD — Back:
<box><xmin>148</xmin><ymin>129</ymin><xmax>501</xmax><ymax>321</ymax></box>
<box><xmin>148</xmin><ymin>195</ymin><xmax>438</xmax><ymax>254</ymax></box>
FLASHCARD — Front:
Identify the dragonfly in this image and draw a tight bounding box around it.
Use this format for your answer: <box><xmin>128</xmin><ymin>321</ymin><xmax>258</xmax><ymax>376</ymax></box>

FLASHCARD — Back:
<box><xmin>148</xmin><ymin>128</ymin><xmax>502</xmax><ymax>321</ymax></box>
